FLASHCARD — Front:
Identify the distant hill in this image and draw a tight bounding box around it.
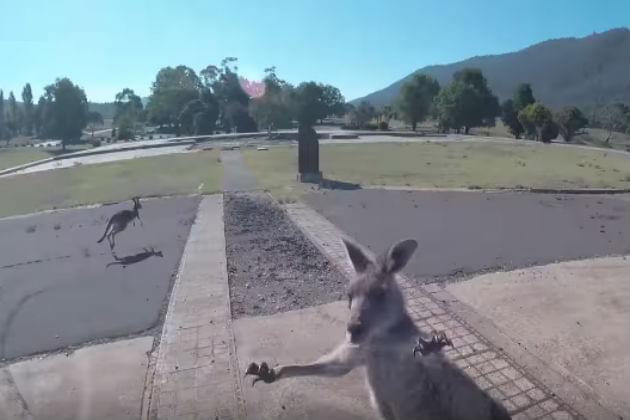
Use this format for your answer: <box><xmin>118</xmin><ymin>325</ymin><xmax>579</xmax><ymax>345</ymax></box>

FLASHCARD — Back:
<box><xmin>353</xmin><ymin>28</ymin><xmax>630</xmax><ymax>109</ymax></box>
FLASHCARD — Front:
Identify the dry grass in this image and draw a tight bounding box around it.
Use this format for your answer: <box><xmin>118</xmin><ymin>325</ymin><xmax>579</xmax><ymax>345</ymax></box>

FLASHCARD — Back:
<box><xmin>0</xmin><ymin>150</ymin><xmax>222</xmax><ymax>217</ymax></box>
<box><xmin>243</xmin><ymin>141</ymin><xmax>630</xmax><ymax>200</ymax></box>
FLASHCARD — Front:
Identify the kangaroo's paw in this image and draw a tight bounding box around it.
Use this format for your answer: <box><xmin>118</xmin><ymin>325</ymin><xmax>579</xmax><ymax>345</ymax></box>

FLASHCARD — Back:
<box><xmin>245</xmin><ymin>362</ymin><xmax>277</xmax><ymax>386</ymax></box>
<box><xmin>413</xmin><ymin>330</ymin><xmax>453</xmax><ymax>357</ymax></box>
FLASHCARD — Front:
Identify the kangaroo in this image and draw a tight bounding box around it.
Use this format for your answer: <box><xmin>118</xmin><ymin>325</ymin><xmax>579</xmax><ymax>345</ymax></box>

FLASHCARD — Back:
<box><xmin>106</xmin><ymin>247</ymin><xmax>163</xmax><ymax>268</ymax></box>
<box><xmin>97</xmin><ymin>197</ymin><xmax>143</xmax><ymax>250</ymax></box>
<box><xmin>246</xmin><ymin>238</ymin><xmax>511</xmax><ymax>420</ymax></box>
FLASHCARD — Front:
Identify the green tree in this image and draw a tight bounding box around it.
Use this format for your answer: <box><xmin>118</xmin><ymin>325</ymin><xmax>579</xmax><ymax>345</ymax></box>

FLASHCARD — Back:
<box><xmin>434</xmin><ymin>68</ymin><xmax>499</xmax><ymax>133</ymax></box>
<box><xmin>22</xmin><ymin>83</ymin><xmax>34</xmax><ymax>136</ymax></box>
<box><xmin>513</xmin><ymin>83</ymin><xmax>535</xmax><ymax>112</ymax></box>
<box><xmin>398</xmin><ymin>74</ymin><xmax>440</xmax><ymax>131</ymax></box>
<box><xmin>146</xmin><ymin>66</ymin><xmax>201</xmax><ymax>129</ymax></box>
<box><xmin>87</xmin><ymin>111</ymin><xmax>104</xmax><ymax>137</ymax></box>
<box><xmin>117</xmin><ymin>115</ymin><xmax>135</xmax><ymax>140</ymax></box>
<box><xmin>319</xmin><ymin>84</ymin><xmax>345</xmax><ymax>122</ymax></box>
<box><xmin>7</xmin><ymin>91</ymin><xmax>20</xmax><ymax>138</ymax></box>
<box><xmin>200</xmin><ymin>58</ymin><xmax>254</xmax><ymax>132</ymax></box>
<box><xmin>500</xmin><ymin>99</ymin><xmax>523</xmax><ymax>139</ymax></box>
<box><xmin>596</xmin><ymin>103</ymin><xmax>630</xmax><ymax>143</ymax></box>
<box><xmin>555</xmin><ymin>106</ymin><xmax>588</xmax><ymax>142</ymax></box>
<box><xmin>290</xmin><ymin>82</ymin><xmax>327</xmax><ymax>127</ymax></box>
<box><xmin>40</xmin><ymin>78</ymin><xmax>89</xmax><ymax>150</ymax></box>
<box><xmin>114</xmin><ymin>88</ymin><xmax>143</xmax><ymax>123</ymax></box>
<box><xmin>178</xmin><ymin>89</ymin><xmax>219</xmax><ymax>135</ymax></box>
<box><xmin>33</xmin><ymin>96</ymin><xmax>47</xmax><ymax>137</ymax></box>
<box><xmin>518</xmin><ymin>103</ymin><xmax>556</xmax><ymax>143</ymax></box>
<box><xmin>355</xmin><ymin>101</ymin><xmax>376</xmax><ymax>128</ymax></box>
<box><xmin>250</xmin><ymin>67</ymin><xmax>293</xmax><ymax>132</ymax></box>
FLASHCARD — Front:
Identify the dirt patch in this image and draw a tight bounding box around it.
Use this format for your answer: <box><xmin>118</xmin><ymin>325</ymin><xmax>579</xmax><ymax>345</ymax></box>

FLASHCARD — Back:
<box><xmin>225</xmin><ymin>193</ymin><xmax>347</xmax><ymax>318</ymax></box>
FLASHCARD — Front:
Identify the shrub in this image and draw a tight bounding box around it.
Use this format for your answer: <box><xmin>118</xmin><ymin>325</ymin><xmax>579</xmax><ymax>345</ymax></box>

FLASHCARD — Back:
<box><xmin>540</xmin><ymin>121</ymin><xmax>559</xmax><ymax>143</ymax></box>
<box><xmin>378</xmin><ymin>121</ymin><xmax>389</xmax><ymax>130</ymax></box>
<box><xmin>89</xmin><ymin>138</ymin><xmax>101</xmax><ymax>147</ymax></box>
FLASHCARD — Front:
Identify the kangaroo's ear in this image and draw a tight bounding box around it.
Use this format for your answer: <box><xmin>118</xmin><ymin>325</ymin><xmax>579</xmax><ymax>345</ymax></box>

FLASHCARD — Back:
<box><xmin>383</xmin><ymin>239</ymin><xmax>417</xmax><ymax>274</ymax></box>
<box><xmin>343</xmin><ymin>238</ymin><xmax>374</xmax><ymax>273</ymax></box>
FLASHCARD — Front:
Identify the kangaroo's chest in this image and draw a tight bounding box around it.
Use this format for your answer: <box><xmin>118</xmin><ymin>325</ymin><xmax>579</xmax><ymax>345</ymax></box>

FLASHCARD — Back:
<box><xmin>364</xmin><ymin>348</ymin><xmax>504</xmax><ymax>420</ymax></box>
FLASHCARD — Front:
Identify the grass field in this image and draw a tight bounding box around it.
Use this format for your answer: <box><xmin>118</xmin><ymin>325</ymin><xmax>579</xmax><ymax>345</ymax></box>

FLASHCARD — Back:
<box><xmin>244</xmin><ymin>142</ymin><xmax>630</xmax><ymax>199</ymax></box>
<box><xmin>0</xmin><ymin>149</ymin><xmax>52</xmax><ymax>171</ymax></box>
<box><xmin>0</xmin><ymin>150</ymin><xmax>222</xmax><ymax>217</ymax></box>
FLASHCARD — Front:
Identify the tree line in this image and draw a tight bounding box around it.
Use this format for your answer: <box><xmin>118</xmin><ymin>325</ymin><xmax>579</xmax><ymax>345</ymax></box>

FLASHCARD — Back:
<box><xmin>351</xmin><ymin>67</ymin><xmax>630</xmax><ymax>143</ymax></box>
<box><xmin>0</xmin><ymin>57</ymin><xmax>346</xmax><ymax>148</ymax></box>
<box><xmin>3</xmin><ymin>62</ymin><xmax>630</xmax><ymax>149</ymax></box>
<box><xmin>0</xmin><ymin>80</ymin><xmax>102</xmax><ymax>149</ymax></box>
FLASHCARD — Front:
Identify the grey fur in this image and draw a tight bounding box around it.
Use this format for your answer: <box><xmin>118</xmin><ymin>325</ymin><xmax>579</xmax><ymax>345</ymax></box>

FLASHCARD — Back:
<box><xmin>97</xmin><ymin>197</ymin><xmax>143</xmax><ymax>250</ymax></box>
<box><xmin>247</xmin><ymin>238</ymin><xmax>511</xmax><ymax>420</ymax></box>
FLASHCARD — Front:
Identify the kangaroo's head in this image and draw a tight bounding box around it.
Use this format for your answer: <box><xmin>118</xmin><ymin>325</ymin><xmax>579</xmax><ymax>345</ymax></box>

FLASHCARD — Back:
<box><xmin>343</xmin><ymin>238</ymin><xmax>417</xmax><ymax>344</ymax></box>
<box><xmin>133</xmin><ymin>197</ymin><xmax>142</xmax><ymax>211</ymax></box>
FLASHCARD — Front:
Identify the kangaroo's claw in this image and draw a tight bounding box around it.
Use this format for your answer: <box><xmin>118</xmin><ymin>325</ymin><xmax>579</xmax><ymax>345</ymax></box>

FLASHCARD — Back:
<box><xmin>245</xmin><ymin>361</ymin><xmax>277</xmax><ymax>386</ymax></box>
<box><xmin>413</xmin><ymin>330</ymin><xmax>453</xmax><ymax>357</ymax></box>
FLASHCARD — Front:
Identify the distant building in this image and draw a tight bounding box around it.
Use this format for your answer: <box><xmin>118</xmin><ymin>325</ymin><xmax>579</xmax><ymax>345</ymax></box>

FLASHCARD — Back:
<box><xmin>35</xmin><ymin>140</ymin><xmax>62</xmax><ymax>148</ymax></box>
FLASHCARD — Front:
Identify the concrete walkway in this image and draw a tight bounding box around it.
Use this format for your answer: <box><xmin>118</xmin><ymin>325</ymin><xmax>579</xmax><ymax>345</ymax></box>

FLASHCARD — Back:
<box><xmin>221</xmin><ymin>150</ymin><xmax>258</xmax><ymax>192</ymax></box>
<box><xmin>149</xmin><ymin>195</ymin><xmax>244</xmax><ymax>419</ymax></box>
<box><xmin>446</xmin><ymin>257</ymin><xmax>630</xmax><ymax>420</ymax></box>
<box><xmin>0</xmin><ymin>337</ymin><xmax>153</xmax><ymax>420</ymax></box>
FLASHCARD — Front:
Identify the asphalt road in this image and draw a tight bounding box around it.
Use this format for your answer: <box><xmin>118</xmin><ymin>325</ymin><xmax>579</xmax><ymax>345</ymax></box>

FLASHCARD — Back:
<box><xmin>304</xmin><ymin>190</ymin><xmax>630</xmax><ymax>282</ymax></box>
<box><xmin>0</xmin><ymin>196</ymin><xmax>200</xmax><ymax>360</ymax></box>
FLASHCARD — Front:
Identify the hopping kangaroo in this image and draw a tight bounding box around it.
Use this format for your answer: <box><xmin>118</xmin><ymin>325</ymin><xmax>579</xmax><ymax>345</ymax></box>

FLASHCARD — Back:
<box><xmin>247</xmin><ymin>238</ymin><xmax>511</xmax><ymax>420</ymax></box>
<box><xmin>97</xmin><ymin>197</ymin><xmax>143</xmax><ymax>250</ymax></box>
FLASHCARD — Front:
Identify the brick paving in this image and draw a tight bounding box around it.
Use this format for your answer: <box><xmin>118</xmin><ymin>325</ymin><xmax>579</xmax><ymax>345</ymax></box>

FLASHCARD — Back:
<box><xmin>149</xmin><ymin>195</ymin><xmax>244</xmax><ymax>420</ymax></box>
<box><xmin>284</xmin><ymin>202</ymin><xmax>582</xmax><ymax>420</ymax></box>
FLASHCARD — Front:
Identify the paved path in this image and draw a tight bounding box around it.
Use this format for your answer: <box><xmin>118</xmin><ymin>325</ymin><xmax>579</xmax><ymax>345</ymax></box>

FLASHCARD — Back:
<box><xmin>0</xmin><ymin>196</ymin><xmax>199</xmax><ymax>360</ymax></box>
<box><xmin>222</xmin><ymin>150</ymin><xmax>258</xmax><ymax>192</ymax></box>
<box><xmin>0</xmin><ymin>337</ymin><xmax>152</xmax><ymax>420</ymax></box>
<box><xmin>283</xmin><ymin>202</ymin><xmax>597</xmax><ymax>419</ymax></box>
<box><xmin>304</xmin><ymin>190</ymin><xmax>630</xmax><ymax>281</ymax></box>
<box><xmin>150</xmin><ymin>195</ymin><xmax>245</xmax><ymax>419</ymax></box>
<box><xmin>446</xmin><ymin>257</ymin><xmax>630</xmax><ymax>420</ymax></box>
<box><xmin>5</xmin><ymin>145</ymin><xmax>191</xmax><ymax>177</ymax></box>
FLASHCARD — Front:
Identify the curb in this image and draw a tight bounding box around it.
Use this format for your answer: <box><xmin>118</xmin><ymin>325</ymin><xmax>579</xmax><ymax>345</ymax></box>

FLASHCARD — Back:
<box><xmin>362</xmin><ymin>185</ymin><xmax>630</xmax><ymax>195</ymax></box>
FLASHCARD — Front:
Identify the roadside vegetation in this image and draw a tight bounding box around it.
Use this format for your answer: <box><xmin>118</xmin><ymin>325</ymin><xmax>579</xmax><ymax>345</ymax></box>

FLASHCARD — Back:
<box><xmin>0</xmin><ymin>148</ymin><xmax>50</xmax><ymax>171</ymax></box>
<box><xmin>245</xmin><ymin>142</ymin><xmax>630</xmax><ymax>200</ymax></box>
<box><xmin>0</xmin><ymin>150</ymin><xmax>222</xmax><ymax>217</ymax></box>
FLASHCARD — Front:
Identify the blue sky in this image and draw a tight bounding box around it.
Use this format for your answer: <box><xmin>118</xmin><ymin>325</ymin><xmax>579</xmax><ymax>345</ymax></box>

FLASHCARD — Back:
<box><xmin>1</xmin><ymin>0</ymin><xmax>628</xmax><ymax>102</ymax></box>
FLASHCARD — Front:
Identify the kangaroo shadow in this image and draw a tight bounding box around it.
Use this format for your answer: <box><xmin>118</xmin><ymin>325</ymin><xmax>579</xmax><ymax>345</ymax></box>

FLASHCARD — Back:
<box><xmin>106</xmin><ymin>247</ymin><xmax>164</xmax><ymax>268</ymax></box>
<box><xmin>319</xmin><ymin>178</ymin><xmax>362</xmax><ymax>190</ymax></box>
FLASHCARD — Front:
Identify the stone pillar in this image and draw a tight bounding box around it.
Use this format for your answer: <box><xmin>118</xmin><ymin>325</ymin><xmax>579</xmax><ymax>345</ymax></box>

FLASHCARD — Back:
<box><xmin>297</xmin><ymin>124</ymin><xmax>322</xmax><ymax>182</ymax></box>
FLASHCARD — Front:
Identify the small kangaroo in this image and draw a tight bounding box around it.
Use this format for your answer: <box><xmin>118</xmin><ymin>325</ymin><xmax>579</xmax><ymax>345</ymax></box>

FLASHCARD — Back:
<box><xmin>246</xmin><ymin>238</ymin><xmax>511</xmax><ymax>420</ymax></box>
<box><xmin>97</xmin><ymin>197</ymin><xmax>143</xmax><ymax>250</ymax></box>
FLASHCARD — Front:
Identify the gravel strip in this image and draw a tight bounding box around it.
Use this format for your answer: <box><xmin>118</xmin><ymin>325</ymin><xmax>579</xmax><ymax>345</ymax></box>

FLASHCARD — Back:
<box><xmin>224</xmin><ymin>193</ymin><xmax>347</xmax><ymax>318</ymax></box>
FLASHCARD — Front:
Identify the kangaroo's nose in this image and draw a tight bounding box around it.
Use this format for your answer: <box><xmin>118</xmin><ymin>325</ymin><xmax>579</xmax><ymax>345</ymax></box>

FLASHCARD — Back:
<box><xmin>347</xmin><ymin>323</ymin><xmax>363</xmax><ymax>339</ymax></box>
